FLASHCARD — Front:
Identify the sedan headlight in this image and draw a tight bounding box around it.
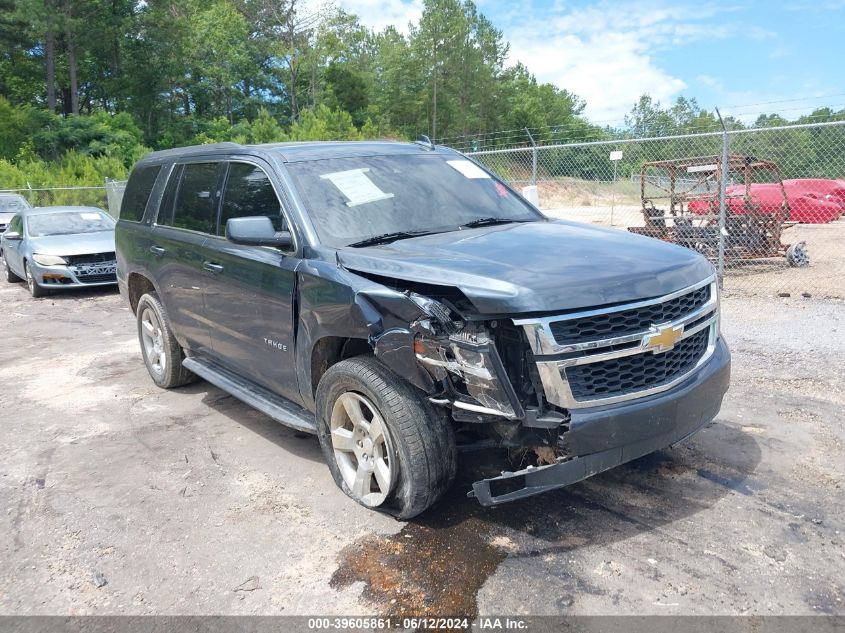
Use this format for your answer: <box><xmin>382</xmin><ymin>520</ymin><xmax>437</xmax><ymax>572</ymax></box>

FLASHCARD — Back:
<box><xmin>32</xmin><ymin>254</ymin><xmax>68</xmax><ymax>266</ymax></box>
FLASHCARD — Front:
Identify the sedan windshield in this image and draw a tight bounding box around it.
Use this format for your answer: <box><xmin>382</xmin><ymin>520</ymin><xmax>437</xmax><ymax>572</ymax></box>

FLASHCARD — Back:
<box><xmin>27</xmin><ymin>211</ymin><xmax>115</xmax><ymax>237</ymax></box>
<box><xmin>285</xmin><ymin>153</ymin><xmax>542</xmax><ymax>248</ymax></box>
<box><xmin>0</xmin><ymin>195</ymin><xmax>30</xmax><ymax>214</ymax></box>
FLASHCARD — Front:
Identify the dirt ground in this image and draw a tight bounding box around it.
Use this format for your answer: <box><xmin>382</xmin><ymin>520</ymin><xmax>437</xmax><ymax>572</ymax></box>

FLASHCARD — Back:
<box><xmin>0</xmin><ymin>274</ymin><xmax>843</xmax><ymax>618</ymax></box>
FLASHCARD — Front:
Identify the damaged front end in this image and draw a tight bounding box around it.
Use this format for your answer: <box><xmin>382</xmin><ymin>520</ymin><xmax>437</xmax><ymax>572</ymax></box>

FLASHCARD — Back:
<box><xmin>352</xmin><ymin>271</ymin><xmax>730</xmax><ymax>508</ymax></box>
<box><xmin>410</xmin><ymin>304</ymin><xmax>523</xmax><ymax>420</ymax></box>
<box><xmin>357</xmin><ymin>280</ymin><xmax>573</xmax><ymax>499</ymax></box>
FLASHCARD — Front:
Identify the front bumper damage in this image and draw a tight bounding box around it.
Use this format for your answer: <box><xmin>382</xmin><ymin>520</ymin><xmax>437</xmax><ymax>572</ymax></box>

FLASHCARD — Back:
<box><xmin>355</xmin><ymin>279</ymin><xmax>730</xmax><ymax>508</ymax></box>
<box><xmin>469</xmin><ymin>337</ymin><xmax>731</xmax><ymax>506</ymax></box>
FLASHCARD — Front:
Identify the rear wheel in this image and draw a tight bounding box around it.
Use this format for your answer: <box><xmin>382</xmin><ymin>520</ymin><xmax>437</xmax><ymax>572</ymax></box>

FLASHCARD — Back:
<box><xmin>24</xmin><ymin>261</ymin><xmax>47</xmax><ymax>297</ymax></box>
<box><xmin>136</xmin><ymin>292</ymin><xmax>196</xmax><ymax>389</ymax></box>
<box><xmin>315</xmin><ymin>357</ymin><xmax>457</xmax><ymax>519</ymax></box>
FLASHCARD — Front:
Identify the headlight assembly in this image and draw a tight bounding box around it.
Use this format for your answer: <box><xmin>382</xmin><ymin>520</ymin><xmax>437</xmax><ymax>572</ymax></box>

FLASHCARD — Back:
<box><xmin>32</xmin><ymin>254</ymin><xmax>68</xmax><ymax>266</ymax></box>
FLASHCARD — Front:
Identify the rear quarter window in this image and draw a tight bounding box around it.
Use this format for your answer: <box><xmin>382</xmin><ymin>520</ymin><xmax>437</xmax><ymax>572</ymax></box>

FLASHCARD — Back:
<box><xmin>120</xmin><ymin>165</ymin><xmax>162</xmax><ymax>222</ymax></box>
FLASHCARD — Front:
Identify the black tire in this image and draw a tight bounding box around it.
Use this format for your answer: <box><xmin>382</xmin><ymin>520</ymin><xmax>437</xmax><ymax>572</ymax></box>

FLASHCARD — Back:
<box><xmin>24</xmin><ymin>261</ymin><xmax>47</xmax><ymax>297</ymax></box>
<box><xmin>3</xmin><ymin>254</ymin><xmax>22</xmax><ymax>283</ymax></box>
<box><xmin>315</xmin><ymin>357</ymin><xmax>457</xmax><ymax>519</ymax></box>
<box><xmin>136</xmin><ymin>292</ymin><xmax>197</xmax><ymax>389</ymax></box>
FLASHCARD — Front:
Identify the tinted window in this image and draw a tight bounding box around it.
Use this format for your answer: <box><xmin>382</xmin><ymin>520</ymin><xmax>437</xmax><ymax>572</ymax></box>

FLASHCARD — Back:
<box><xmin>156</xmin><ymin>164</ymin><xmax>183</xmax><ymax>226</ymax></box>
<box><xmin>219</xmin><ymin>162</ymin><xmax>286</xmax><ymax>234</ymax></box>
<box><xmin>120</xmin><ymin>165</ymin><xmax>161</xmax><ymax>222</ymax></box>
<box><xmin>8</xmin><ymin>215</ymin><xmax>22</xmax><ymax>233</ymax></box>
<box><xmin>167</xmin><ymin>162</ymin><xmax>220</xmax><ymax>234</ymax></box>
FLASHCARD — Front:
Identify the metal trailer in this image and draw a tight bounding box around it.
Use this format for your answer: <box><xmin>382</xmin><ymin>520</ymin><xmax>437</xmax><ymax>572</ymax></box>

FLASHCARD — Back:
<box><xmin>628</xmin><ymin>155</ymin><xmax>809</xmax><ymax>267</ymax></box>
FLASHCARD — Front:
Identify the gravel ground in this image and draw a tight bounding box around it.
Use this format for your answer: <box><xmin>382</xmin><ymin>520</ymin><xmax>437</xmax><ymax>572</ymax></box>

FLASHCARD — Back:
<box><xmin>0</xmin><ymin>274</ymin><xmax>843</xmax><ymax>617</ymax></box>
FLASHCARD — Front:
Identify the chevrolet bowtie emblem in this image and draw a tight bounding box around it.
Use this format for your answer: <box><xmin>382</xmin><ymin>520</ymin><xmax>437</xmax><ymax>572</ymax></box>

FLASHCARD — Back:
<box><xmin>644</xmin><ymin>324</ymin><xmax>684</xmax><ymax>353</ymax></box>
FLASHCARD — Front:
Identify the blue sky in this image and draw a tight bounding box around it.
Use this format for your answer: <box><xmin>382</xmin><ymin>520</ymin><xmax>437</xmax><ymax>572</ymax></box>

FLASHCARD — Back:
<box><xmin>338</xmin><ymin>0</ymin><xmax>845</xmax><ymax>123</ymax></box>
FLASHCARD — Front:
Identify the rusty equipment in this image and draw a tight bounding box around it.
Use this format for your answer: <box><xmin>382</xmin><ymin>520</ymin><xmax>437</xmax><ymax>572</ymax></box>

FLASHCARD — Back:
<box><xmin>628</xmin><ymin>155</ymin><xmax>808</xmax><ymax>266</ymax></box>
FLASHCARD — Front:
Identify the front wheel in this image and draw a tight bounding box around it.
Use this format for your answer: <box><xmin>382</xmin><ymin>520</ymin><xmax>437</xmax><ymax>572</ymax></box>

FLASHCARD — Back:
<box><xmin>24</xmin><ymin>261</ymin><xmax>47</xmax><ymax>297</ymax></box>
<box><xmin>136</xmin><ymin>292</ymin><xmax>196</xmax><ymax>389</ymax></box>
<box><xmin>315</xmin><ymin>357</ymin><xmax>457</xmax><ymax>519</ymax></box>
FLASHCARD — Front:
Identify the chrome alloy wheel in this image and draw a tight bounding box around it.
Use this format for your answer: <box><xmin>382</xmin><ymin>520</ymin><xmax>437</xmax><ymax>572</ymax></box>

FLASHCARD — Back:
<box><xmin>330</xmin><ymin>392</ymin><xmax>396</xmax><ymax>507</ymax></box>
<box><xmin>140</xmin><ymin>307</ymin><xmax>166</xmax><ymax>378</ymax></box>
<box><xmin>24</xmin><ymin>263</ymin><xmax>34</xmax><ymax>293</ymax></box>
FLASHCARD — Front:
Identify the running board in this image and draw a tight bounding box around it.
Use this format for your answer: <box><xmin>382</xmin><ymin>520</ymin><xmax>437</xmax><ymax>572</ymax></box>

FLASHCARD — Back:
<box><xmin>182</xmin><ymin>357</ymin><xmax>317</xmax><ymax>434</ymax></box>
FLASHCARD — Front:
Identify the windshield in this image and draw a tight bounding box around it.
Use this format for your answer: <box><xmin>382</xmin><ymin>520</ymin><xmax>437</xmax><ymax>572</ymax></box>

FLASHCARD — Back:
<box><xmin>27</xmin><ymin>210</ymin><xmax>115</xmax><ymax>237</ymax></box>
<box><xmin>285</xmin><ymin>153</ymin><xmax>542</xmax><ymax>247</ymax></box>
<box><xmin>0</xmin><ymin>195</ymin><xmax>30</xmax><ymax>214</ymax></box>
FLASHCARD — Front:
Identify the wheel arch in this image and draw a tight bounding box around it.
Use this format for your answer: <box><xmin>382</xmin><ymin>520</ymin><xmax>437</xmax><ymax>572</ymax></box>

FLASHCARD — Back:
<box><xmin>127</xmin><ymin>272</ymin><xmax>159</xmax><ymax>314</ymax></box>
<box><xmin>308</xmin><ymin>336</ymin><xmax>373</xmax><ymax>405</ymax></box>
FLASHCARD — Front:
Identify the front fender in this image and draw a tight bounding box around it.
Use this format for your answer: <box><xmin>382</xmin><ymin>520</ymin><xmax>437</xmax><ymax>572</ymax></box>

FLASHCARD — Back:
<box><xmin>294</xmin><ymin>261</ymin><xmax>436</xmax><ymax>409</ymax></box>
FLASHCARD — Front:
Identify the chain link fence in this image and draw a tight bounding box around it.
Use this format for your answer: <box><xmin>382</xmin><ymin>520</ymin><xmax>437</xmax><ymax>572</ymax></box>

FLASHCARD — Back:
<box><xmin>0</xmin><ymin>179</ymin><xmax>128</xmax><ymax>218</ymax></box>
<box><xmin>104</xmin><ymin>178</ymin><xmax>127</xmax><ymax>218</ymax></box>
<box><xmin>464</xmin><ymin>121</ymin><xmax>845</xmax><ymax>299</ymax></box>
<box><xmin>0</xmin><ymin>184</ymin><xmax>111</xmax><ymax>211</ymax></box>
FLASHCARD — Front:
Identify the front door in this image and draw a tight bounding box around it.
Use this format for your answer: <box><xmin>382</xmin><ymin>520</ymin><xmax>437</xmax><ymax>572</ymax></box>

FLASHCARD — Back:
<box><xmin>201</xmin><ymin>160</ymin><xmax>301</xmax><ymax>404</ymax></box>
<box><xmin>2</xmin><ymin>214</ymin><xmax>24</xmax><ymax>276</ymax></box>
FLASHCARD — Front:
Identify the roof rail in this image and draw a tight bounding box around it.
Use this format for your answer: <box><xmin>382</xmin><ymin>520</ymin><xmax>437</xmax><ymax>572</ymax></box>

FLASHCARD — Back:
<box><xmin>144</xmin><ymin>141</ymin><xmax>244</xmax><ymax>160</ymax></box>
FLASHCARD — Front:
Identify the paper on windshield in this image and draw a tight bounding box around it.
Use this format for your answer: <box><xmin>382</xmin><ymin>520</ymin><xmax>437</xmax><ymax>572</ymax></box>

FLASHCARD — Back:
<box><xmin>319</xmin><ymin>168</ymin><xmax>394</xmax><ymax>207</ymax></box>
<box><xmin>80</xmin><ymin>212</ymin><xmax>101</xmax><ymax>220</ymax></box>
<box><xmin>446</xmin><ymin>159</ymin><xmax>490</xmax><ymax>179</ymax></box>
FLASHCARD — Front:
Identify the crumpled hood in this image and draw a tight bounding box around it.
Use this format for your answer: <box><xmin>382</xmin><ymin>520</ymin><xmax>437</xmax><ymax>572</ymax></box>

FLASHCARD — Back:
<box><xmin>338</xmin><ymin>220</ymin><xmax>714</xmax><ymax>315</ymax></box>
<box><xmin>28</xmin><ymin>231</ymin><xmax>115</xmax><ymax>257</ymax></box>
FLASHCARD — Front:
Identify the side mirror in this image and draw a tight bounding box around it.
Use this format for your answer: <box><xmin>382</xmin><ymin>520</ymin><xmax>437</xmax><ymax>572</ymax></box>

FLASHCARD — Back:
<box><xmin>225</xmin><ymin>216</ymin><xmax>292</xmax><ymax>249</ymax></box>
<box><xmin>3</xmin><ymin>231</ymin><xmax>21</xmax><ymax>241</ymax></box>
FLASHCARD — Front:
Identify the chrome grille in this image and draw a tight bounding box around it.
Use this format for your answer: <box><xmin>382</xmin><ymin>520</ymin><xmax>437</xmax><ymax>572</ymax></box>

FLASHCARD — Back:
<box><xmin>515</xmin><ymin>276</ymin><xmax>719</xmax><ymax>409</ymax></box>
<box><xmin>565</xmin><ymin>328</ymin><xmax>710</xmax><ymax>401</ymax></box>
<box><xmin>550</xmin><ymin>284</ymin><xmax>710</xmax><ymax>344</ymax></box>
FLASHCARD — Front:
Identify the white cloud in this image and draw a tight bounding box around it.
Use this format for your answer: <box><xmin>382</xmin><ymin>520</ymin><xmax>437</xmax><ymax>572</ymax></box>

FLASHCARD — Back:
<box><xmin>336</xmin><ymin>0</ymin><xmax>754</xmax><ymax>123</ymax></box>
<box><xmin>337</xmin><ymin>0</ymin><xmax>422</xmax><ymax>35</ymax></box>
<box><xmin>502</xmin><ymin>2</ymin><xmax>748</xmax><ymax>122</ymax></box>
<box><xmin>507</xmin><ymin>28</ymin><xmax>686</xmax><ymax>123</ymax></box>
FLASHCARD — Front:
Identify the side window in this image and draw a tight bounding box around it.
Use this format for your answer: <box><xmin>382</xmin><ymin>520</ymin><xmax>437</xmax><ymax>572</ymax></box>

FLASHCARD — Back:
<box><xmin>164</xmin><ymin>162</ymin><xmax>220</xmax><ymax>234</ymax></box>
<box><xmin>9</xmin><ymin>215</ymin><xmax>22</xmax><ymax>233</ymax></box>
<box><xmin>156</xmin><ymin>164</ymin><xmax>183</xmax><ymax>226</ymax></box>
<box><xmin>120</xmin><ymin>165</ymin><xmax>161</xmax><ymax>222</ymax></box>
<box><xmin>219</xmin><ymin>162</ymin><xmax>286</xmax><ymax>235</ymax></box>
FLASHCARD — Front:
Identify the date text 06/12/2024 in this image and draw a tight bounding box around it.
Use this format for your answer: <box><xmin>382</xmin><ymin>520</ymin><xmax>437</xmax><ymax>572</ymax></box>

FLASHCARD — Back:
<box><xmin>306</xmin><ymin>617</ymin><xmax>528</xmax><ymax>629</ymax></box>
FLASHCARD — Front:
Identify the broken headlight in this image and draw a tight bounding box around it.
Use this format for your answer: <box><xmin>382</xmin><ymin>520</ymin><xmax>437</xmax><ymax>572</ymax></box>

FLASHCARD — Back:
<box><xmin>413</xmin><ymin>319</ymin><xmax>521</xmax><ymax>419</ymax></box>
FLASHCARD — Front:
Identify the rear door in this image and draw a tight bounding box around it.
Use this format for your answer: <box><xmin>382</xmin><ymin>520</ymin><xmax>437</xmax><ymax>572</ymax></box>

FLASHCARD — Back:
<box><xmin>148</xmin><ymin>161</ymin><xmax>224</xmax><ymax>353</ymax></box>
<box><xmin>201</xmin><ymin>159</ymin><xmax>302</xmax><ymax>403</ymax></box>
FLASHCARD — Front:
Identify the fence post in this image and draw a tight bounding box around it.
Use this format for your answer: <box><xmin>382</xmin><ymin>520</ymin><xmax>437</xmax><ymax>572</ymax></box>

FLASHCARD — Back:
<box><xmin>715</xmin><ymin>108</ymin><xmax>729</xmax><ymax>290</ymax></box>
<box><xmin>525</xmin><ymin>128</ymin><xmax>537</xmax><ymax>186</ymax></box>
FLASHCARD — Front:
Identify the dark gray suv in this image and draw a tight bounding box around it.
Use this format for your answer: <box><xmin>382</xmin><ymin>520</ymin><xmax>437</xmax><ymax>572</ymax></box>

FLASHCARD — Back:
<box><xmin>116</xmin><ymin>140</ymin><xmax>730</xmax><ymax>518</ymax></box>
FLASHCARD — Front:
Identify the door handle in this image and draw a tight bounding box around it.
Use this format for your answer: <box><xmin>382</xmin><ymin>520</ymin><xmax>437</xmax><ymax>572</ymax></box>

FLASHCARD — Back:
<box><xmin>203</xmin><ymin>261</ymin><xmax>224</xmax><ymax>274</ymax></box>
<box><xmin>149</xmin><ymin>245</ymin><xmax>166</xmax><ymax>256</ymax></box>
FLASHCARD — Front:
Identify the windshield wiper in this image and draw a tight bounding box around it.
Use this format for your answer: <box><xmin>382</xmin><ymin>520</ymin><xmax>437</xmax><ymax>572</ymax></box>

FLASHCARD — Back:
<box><xmin>346</xmin><ymin>230</ymin><xmax>440</xmax><ymax>248</ymax></box>
<box><xmin>458</xmin><ymin>217</ymin><xmax>527</xmax><ymax>229</ymax></box>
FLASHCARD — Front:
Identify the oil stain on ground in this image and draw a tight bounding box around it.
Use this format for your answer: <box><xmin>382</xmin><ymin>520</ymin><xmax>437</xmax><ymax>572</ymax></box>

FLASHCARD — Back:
<box><xmin>330</xmin><ymin>477</ymin><xmax>505</xmax><ymax>618</ymax></box>
<box><xmin>330</xmin><ymin>434</ymin><xmax>762</xmax><ymax>621</ymax></box>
